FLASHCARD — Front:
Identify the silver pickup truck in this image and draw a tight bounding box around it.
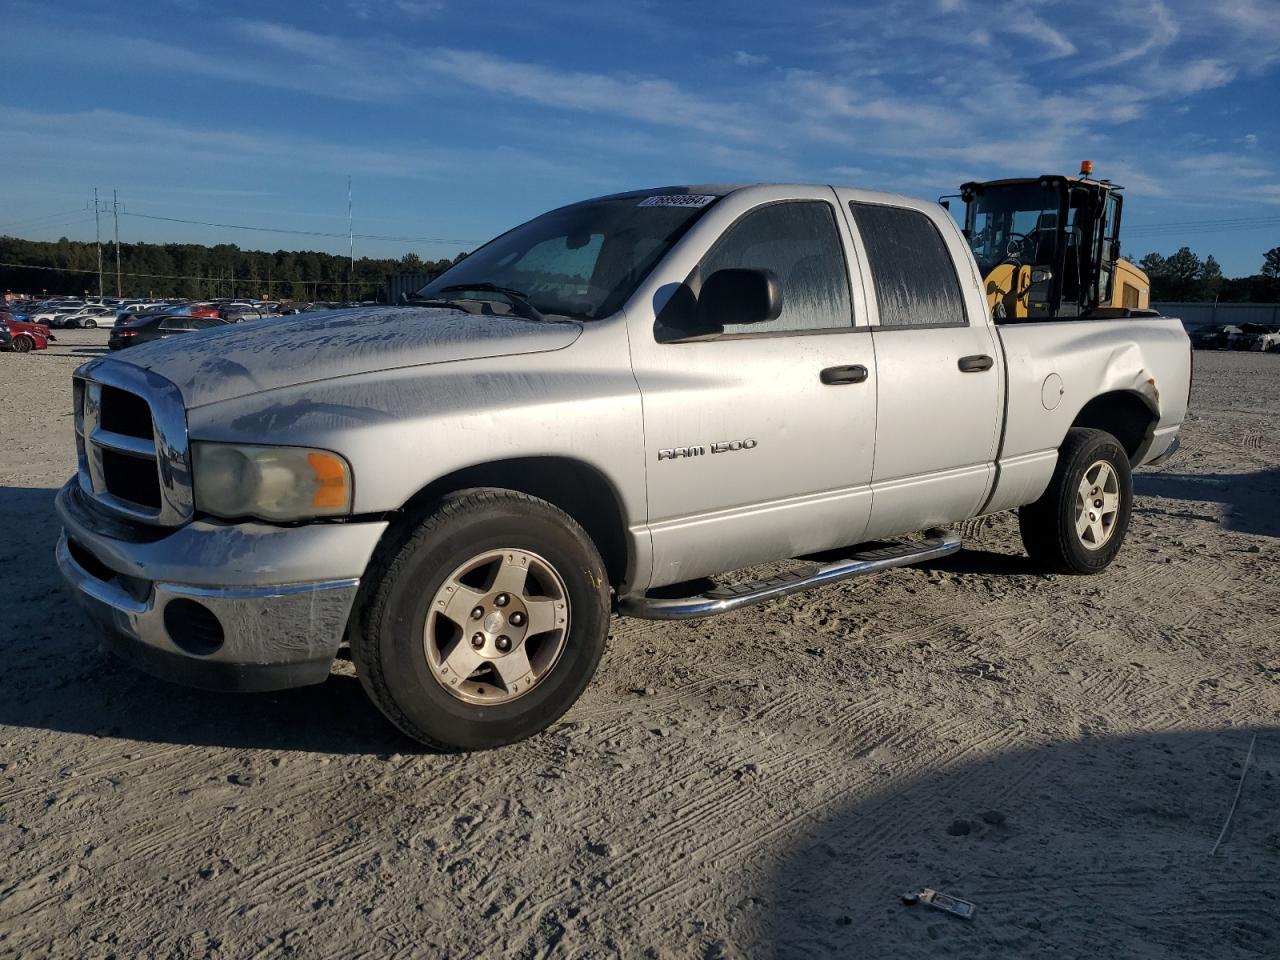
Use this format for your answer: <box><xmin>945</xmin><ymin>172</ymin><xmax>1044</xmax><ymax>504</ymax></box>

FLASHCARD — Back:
<box><xmin>56</xmin><ymin>183</ymin><xmax>1190</xmax><ymax>750</ymax></box>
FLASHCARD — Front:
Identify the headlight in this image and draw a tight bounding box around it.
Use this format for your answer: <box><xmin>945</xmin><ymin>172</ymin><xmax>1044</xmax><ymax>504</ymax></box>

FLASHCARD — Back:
<box><xmin>192</xmin><ymin>442</ymin><xmax>353</xmax><ymax>521</ymax></box>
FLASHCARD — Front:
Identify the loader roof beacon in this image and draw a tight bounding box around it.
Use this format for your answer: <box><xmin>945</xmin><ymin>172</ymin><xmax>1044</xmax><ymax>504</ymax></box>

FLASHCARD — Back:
<box><xmin>958</xmin><ymin>162</ymin><xmax>1154</xmax><ymax>322</ymax></box>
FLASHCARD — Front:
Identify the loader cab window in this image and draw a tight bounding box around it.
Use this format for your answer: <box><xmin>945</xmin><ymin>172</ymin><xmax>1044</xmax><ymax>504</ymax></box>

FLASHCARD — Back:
<box><xmin>964</xmin><ymin>181</ymin><xmax>1063</xmax><ymax>277</ymax></box>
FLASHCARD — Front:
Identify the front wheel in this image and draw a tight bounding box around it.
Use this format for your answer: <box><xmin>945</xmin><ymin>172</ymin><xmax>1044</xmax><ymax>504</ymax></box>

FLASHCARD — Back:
<box><xmin>1018</xmin><ymin>428</ymin><xmax>1133</xmax><ymax>574</ymax></box>
<box><xmin>352</xmin><ymin>489</ymin><xmax>610</xmax><ymax>751</ymax></box>
<box><xmin>11</xmin><ymin>335</ymin><xmax>32</xmax><ymax>353</ymax></box>
<box><xmin>83</xmin><ymin>318</ymin><xmax>97</xmax><ymax>328</ymax></box>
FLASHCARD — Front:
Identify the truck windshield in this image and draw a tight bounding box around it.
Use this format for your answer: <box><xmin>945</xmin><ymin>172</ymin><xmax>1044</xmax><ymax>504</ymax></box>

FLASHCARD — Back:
<box><xmin>965</xmin><ymin>181</ymin><xmax>1063</xmax><ymax>277</ymax></box>
<box><xmin>416</xmin><ymin>195</ymin><xmax>718</xmax><ymax>320</ymax></box>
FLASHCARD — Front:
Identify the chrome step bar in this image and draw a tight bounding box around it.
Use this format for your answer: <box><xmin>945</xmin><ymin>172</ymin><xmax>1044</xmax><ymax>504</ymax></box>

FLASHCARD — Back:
<box><xmin>620</xmin><ymin>530</ymin><xmax>962</xmax><ymax>621</ymax></box>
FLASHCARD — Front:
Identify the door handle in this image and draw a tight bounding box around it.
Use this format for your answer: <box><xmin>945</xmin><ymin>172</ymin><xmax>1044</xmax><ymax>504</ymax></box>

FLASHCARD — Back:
<box><xmin>820</xmin><ymin>364</ymin><xmax>869</xmax><ymax>385</ymax></box>
<box><xmin>958</xmin><ymin>354</ymin><xmax>994</xmax><ymax>372</ymax></box>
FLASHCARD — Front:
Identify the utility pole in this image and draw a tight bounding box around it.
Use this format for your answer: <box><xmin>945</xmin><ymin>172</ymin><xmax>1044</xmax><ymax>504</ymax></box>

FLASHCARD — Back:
<box><xmin>112</xmin><ymin>189</ymin><xmax>122</xmax><ymax>297</ymax></box>
<box><xmin>91</xmin><ymin>187</ymin><xmax>104</xmax><ymax>298</ymax></box>
<box><xmin>347</xmin><ymin>176</ymin><xmax>355</xmax><ymax>297</ymax></box>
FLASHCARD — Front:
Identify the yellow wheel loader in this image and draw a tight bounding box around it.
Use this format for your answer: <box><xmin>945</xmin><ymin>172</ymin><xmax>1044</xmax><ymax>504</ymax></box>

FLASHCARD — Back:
<box><xmin>952</xmin><ymin>162</ymin><xmax>1154</xmax><ymax>321</ymax></box>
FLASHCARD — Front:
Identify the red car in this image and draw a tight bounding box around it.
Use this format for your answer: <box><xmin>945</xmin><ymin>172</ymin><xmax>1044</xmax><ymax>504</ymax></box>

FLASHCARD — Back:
<box><xmin>0</xmin><ymin>313</ymin><xmax>53</xmax><ymax>353</ymax></box>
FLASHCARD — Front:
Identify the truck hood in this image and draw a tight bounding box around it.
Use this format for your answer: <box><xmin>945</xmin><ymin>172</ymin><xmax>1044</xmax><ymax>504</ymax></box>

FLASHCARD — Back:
<box><xmin>108</xmin><ymin>306</ymin><xmax>582</xmax><ymax>408</ymax></box>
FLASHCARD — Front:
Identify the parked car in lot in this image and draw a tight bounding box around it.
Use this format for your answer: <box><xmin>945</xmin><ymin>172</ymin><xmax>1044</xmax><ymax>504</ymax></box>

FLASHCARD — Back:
<box><xmin>24</xmin><ymin>303</ymin><xmax>82</xmax><ymax>326</ymax></box>
<box><xmin>55</xmin><ymin>304</ymin><xmax>117</xmax><ymax>328</ymax></box>
<box><xmin>218</xmin><ymin>302</ymin><xmax>281</xmax><ymax>323</ymax></box>
<box><xmin>1237</xmin><ymin>323</ymin><xmax>1280</xmax><ymax>352</ymax></box>
<box><xmin>116</xmin><ymin>301</ymin><xmax>169</xmax><ymax>321</ymax></box>
<box><xmin>108</xmin><ymin>312</ymin><xmax>230</xmax><ymax>349</ymax></box>
<box><xmin>0</xmin><ymin>315</ymin><xmax>52</xmax><ymax>352</ymax></box>
<box><xmin>56</xmin><ymin>182</ymin><xmax>1191</xmax><ymax>751</ymax></box>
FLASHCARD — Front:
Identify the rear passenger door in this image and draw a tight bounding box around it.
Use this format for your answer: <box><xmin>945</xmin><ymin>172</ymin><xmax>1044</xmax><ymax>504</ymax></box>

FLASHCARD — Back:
<box><xmin>842</xmin><ymin>197</ymin><xmax>1004</xmax><ymax>540</ymax></box>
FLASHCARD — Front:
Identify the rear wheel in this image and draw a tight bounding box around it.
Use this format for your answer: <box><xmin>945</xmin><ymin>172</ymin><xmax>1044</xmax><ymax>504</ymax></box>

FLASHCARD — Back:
<box><xmin>1019</xmin><ymin>428</ymin><xmax>1133</xmax><ymax>574</ymax></box>
<box><xmin>11</xmin><ymin>335</ymin><xmax>32</xmax><ymax>353</ymax></box>
<box><xmin>352</xmin><ymin>489</ymin><xmax>610</xmax><ymax>751</ymax></box>
<box><xmin>83</xmin><ymin>318</ymin><xmax>97</xmax><ymax>328</ymax></box>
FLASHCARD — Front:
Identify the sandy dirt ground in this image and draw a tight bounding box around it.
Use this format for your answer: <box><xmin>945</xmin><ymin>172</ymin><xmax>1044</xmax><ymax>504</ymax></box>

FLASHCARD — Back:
<box><xmin>1</xmin><ymin>329</ymin><xmax>1277</xmax><ymax>959</ymax></box>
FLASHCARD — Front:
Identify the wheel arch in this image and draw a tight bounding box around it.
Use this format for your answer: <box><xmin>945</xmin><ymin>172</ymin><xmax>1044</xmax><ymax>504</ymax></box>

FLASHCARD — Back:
<box><xmin>388</xmin><ymin>456</ymin><xmax>632</xmax><ymax>590</ymax></box>
<box><xmin>1068</xmin><ymin>390</ymin><xmax>1158</xmax><ymax>464</ymax></box>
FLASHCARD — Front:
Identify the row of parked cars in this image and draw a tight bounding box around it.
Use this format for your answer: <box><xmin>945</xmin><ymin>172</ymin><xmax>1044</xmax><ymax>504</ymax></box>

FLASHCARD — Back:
<box><xmin>105</xmin><ymin>299</ymin><xmax>343</xmax><ymax>350</ymax></box>
<box><xmin>6</xmin><ymin>296</ymin><xmax>312</xmax><ymax>330</ymax></box>
<box><xmin>1190</xmin><ymin>322</ymin><xmax>1280</xmax><ymax>352</ymax></box>
<box><xmin>2</xmin><ymin>293</ymin><xmax>387</xmax><ymax>355</ymax></box>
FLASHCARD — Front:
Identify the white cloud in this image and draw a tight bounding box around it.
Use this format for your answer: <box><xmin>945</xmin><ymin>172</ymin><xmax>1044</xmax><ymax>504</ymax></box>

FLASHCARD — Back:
<box><xmin>411</xmin><ymin>48</ymin><xmax>758</xmax><ymax>139</ymax></box>
<box><xmin>1000</xmin><ymin>1</ymin><xmax>1077</xmax><ymax>58</ymax></box>
<box><xmin>733</xmin><ymin>50</ymin><xmax>770</xmax><ymax>66</ymax></box>
<box><xmin>1074</xmin><ymin>0</ymin><xmax>1179</xmax><ymax>72</ymax></box>
<box><xmin>1162</xmin><ymin>58</ymin><xmax>1236</xmax><ymax>94</ymax></box>
<box><xmin>346</xmin><ymin>0</ymin><xmax>446</xmax><ymax>18</ymax></box>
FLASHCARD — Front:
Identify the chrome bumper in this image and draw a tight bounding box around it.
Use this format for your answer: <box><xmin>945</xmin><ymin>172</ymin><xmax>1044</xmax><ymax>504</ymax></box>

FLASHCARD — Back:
<box><xmin>55</xmin><ymin>478</ymin><xmax>388</xmax><ymax>692</ymax></box>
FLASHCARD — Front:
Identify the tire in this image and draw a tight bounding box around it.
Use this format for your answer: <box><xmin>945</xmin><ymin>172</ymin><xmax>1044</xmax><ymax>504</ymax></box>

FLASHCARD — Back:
<box><xmin>352</xmin><ymin>488</ymin><xmax>610</xmax><ymax>751</ymax></box>
<box><xmin>1018</xmin><ymin>427</ymin><xmax>1133</xmax><ymax>575</ymax></box>
<box><xmin>84</xmin><ymin>318</ymin><xmax>97</xmax><ymax>329</ymax></box>
<box><xmin>11</xmin><ymin>335</ymin><xmax>32</xmax><ymax>354</ymax></box>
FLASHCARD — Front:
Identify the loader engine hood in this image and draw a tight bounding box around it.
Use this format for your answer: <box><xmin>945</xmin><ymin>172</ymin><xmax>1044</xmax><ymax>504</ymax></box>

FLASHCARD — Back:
<box><xmin>108</xmin><ymin>306</ymin><xmax>582</xmax><ymax>408</ymax></box>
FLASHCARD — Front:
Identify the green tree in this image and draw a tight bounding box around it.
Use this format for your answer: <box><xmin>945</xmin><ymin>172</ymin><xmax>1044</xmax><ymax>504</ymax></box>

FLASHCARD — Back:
<box><xmin>1263</xmin><ymin>246</ymin><xmax>1280</xmax><ymax>279</ymax></box>
<box><xmin>1137</xmin><ymin>247</ymin><xmax>1226</xmax><ymax>301</ymax></box>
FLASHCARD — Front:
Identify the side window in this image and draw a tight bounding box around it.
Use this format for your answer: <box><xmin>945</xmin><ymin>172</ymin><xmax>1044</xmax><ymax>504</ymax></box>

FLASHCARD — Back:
<box><xmin>696</xmin><ymin>201</ymin><xmax>853</xmax><ymax>335</ymax></box>
<box><xmin>850</xmin><ymin>203</ymin><xmax>967</xmax><ymax>328</ymax></box>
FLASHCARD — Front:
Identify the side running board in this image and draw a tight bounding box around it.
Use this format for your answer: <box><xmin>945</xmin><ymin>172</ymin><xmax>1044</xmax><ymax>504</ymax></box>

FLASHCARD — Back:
<box><xmin>620</xmin><ymin>530</ymin><xmax>961</xmax><ymax>621</ymax></box>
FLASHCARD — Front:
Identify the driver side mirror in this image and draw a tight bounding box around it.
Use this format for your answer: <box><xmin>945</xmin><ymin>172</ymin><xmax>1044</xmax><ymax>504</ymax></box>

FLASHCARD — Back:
<box><xmin>696</xmin><ymin>268</ymin><xmax>782</xmax><ymax>329</ymax></box>
<box><xmin>1030</xmin><ymin>267</ymin><xmax>1053</xmax><ymax>284</ymax></box>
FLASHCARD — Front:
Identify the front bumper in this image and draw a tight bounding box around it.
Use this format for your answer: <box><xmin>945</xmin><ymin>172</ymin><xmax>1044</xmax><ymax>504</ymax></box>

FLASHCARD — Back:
<box><xmin>55</xmin><ymin>479</ymin><xmax>389</xmax><ymax>692</ymax></box>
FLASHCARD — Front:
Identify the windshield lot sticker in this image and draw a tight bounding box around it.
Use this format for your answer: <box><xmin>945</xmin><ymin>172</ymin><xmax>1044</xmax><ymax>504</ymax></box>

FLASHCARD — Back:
<box><xmin>638</xmin><ymin>195</ymin><xmax>717</xmax><ymax>208</ymax></box>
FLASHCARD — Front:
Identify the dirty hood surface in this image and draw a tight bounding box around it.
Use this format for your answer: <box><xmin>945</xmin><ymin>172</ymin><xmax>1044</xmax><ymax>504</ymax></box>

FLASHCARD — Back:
<box><xmin>108</xmin><ymin>306</ymin><xmax>582</xmax><ymax>408</ymax></box>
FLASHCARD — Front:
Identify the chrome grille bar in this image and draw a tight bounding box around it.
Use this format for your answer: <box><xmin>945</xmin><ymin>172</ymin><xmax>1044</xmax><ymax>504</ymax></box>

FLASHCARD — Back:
<box><xmin>91</xmin><ymin>428</ymin><xmax>156</xmax><ymax>458</ymax></box>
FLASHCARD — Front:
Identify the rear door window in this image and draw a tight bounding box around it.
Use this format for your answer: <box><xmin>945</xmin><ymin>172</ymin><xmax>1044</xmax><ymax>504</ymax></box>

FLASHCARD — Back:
<box><xmin>850</xmin><ymin>202</ymin><xmax>968</xmax><ymax>328</ymax></box>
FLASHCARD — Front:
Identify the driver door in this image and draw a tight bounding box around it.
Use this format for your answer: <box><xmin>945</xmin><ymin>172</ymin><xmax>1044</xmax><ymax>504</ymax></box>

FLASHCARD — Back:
<box><xmin>626</xmin><ymin>188</ymin><xmax>877</xmax><ymax>589</ymax></box>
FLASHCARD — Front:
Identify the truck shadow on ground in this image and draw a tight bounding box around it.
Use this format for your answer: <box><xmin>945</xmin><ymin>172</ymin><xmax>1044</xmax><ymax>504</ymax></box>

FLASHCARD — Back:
<box><xmin>1134</xmin><ymin>467</ymin><xmax>1280</xmax><ymax>538</ymax></box>
<box><xmin>759</xmin><ymin>726</ymin><xmax>1279</xmax><ymax>959</ymax></box>
<box><xmin>0</xmin><ymin>485</ymin><xmax>414</xmax><ymax>754</ymax></box>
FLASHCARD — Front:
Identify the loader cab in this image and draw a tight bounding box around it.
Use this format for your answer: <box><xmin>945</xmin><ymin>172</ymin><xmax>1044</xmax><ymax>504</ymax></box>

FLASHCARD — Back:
<box><xmin>959</xmin><ymin>168</ymin><xmax>1138</xmax><ymax>321</ymax></box>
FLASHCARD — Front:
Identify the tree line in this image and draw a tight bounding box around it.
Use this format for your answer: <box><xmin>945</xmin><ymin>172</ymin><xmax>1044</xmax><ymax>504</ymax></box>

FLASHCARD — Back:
<box><xmin>0</xmin><ymin>235</ymin><xmax>464</xmax><ymax>301</ymax></box>
<box><xmin>1136</xmin><ymin>245</ymin><xmax>1280</xmax><ymax>303</ymax></box>
<box><xmin>6</xmin><ymin>232</ymin><xmax>1279</xmax><ymax>306</ymax></box>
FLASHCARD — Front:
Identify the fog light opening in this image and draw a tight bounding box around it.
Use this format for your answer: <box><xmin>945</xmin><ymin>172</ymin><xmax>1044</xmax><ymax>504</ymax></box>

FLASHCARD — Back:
<box><xmin>164</xmin><ymin>598</ymin><xmax>225</xmax><ymax>656</ymax></box>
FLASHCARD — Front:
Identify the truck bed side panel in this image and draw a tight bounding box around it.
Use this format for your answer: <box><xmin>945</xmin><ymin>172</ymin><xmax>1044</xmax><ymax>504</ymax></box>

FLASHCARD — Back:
<box><xmin>985</xmin><ymin>317</ymin><xmax>1191</xmax><ymax>514</ymax></box>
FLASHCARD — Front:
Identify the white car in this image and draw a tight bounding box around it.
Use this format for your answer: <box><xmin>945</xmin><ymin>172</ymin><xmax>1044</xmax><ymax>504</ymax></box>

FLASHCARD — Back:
<box><xmin>55</xmin><ymin>304</ymin><xmax>117</xmax><ymax>329</ymax></box>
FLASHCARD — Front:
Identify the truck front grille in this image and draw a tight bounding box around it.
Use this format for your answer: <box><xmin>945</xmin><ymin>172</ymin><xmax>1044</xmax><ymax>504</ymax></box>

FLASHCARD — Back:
<box><xmin>74</xmin><ymin>363</ymin><xmax>193</xmax><ymax>526</ymax></box>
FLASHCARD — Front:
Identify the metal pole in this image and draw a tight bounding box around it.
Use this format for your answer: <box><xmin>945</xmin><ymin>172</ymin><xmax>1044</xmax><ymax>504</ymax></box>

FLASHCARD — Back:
<box><xmin>93</xmin><ymin>187</ymin><xmax>104</xmax><ymax>298</ymax></box>
<box><xmin>348</xmin><ymin>176</ymin><xmax>354</xmax><ymax>296</ymax></box>
<box><xmin>112</xmin><ymin>189</ymin><xmax>122</xmax><ymax>297</ymax></box>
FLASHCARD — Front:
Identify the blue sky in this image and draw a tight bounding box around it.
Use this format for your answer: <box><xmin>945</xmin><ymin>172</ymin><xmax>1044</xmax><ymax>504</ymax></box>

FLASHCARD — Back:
<box><xmin>4</xmin><ymin>0</ymin><xmax>1279</xmax><ymax>275</ymax></box>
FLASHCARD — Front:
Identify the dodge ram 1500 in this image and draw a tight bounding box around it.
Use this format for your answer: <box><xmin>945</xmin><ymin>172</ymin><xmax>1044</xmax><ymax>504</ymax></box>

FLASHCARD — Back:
<box><xmin>56</xmin><ymin>184</ymin><xmax>1191</xmax><ymax>749</ymax></box>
